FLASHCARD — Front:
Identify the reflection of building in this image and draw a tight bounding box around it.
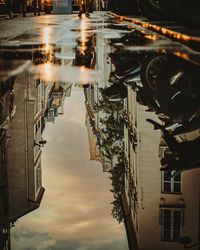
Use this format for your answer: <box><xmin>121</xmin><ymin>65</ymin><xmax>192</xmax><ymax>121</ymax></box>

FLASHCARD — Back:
<box><xmin>123</xmin><ymin>85</ymin><xmax>200</xmax><ymax>250</ymax></box>
<box><xmin>0</xmin><ymin>43</ymin><xmax>73</xmax><ymax>249</ymax></box>
<box><xmin>84</xmin><ymin>86</ymin><xmax>105</xmax><ymax>169</ymax></box>
<box><xmin>0</xmin><ymin>76</ymin><xmax>17</xmax><ymax>250</ymax></box>
<box><xmin>85</xmin><ymin>112</ymin><xmax>101</xmax><ymax>161</ymax></box>
<box><xmin>7</xmin><ymin>72</ymin><xmax>45</xmax><ymax>224</ymax></box>
<box><xmin>0</xmin><ymin>74</ymin><xmax>72</xmax><ymax>247</ymax></box>
<box><xmin>45</xmin><ymin>82</ymin><xmax>72</xmax><ymax>123</ymax></box>
<box><xmin>0</xmin><ymin>131</ymin><xmax>10</xmax><ymax>250</ymax></box>
<box><xmin>84</xmin><ymin>83</ymin><xmax>120</xmax><ymax>172</ymax></box>
<box><xmin>83</xmin><ymin>32</ymin><xmax>123</xmax><ymax>172</ymax></box>
<box><xmin>84</xmin><ymin>82</ymin><xmax>124</xmax><ymax>172</ymax></box>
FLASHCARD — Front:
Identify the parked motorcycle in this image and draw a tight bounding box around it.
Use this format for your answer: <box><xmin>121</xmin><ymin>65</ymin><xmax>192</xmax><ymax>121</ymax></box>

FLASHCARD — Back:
<box><xmin>106</xmin><ymin>48</ymin><xmax>200</xmax><ymax>137</ymax></box>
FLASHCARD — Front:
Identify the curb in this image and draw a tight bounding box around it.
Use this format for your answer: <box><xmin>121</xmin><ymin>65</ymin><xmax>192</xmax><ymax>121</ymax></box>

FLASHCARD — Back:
<box><xmin>108</xmin><ymin>12</ymin><xmax>200</xmax><ymax>52</ymax></box>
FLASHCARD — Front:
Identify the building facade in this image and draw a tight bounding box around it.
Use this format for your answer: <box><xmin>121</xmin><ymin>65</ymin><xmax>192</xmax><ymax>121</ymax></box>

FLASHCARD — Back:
<box><xmin>123</xmin><ymin>84</ymin><xmax>200</xmax><ymax>250</ymax></box>
<box><xmin>6</xmin><ymin>72</ymin><xmax>46</xmax><ymax>223</ymax></box>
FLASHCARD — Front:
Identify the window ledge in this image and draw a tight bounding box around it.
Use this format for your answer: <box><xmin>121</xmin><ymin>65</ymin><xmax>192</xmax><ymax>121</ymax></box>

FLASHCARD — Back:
<box><xmin>161</xmin><ymin>191</ymin><xmax>182</xmax><ymax>195</ymax></box>
<box><xmin>159</xmin><ymin>197</ymin><xmax>185</xmax><ymax>210</ymax></box>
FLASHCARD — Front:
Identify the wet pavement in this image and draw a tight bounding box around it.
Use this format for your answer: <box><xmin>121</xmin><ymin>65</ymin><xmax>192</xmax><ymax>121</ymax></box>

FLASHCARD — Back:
<box><xmin>0</xmin><ymin>11</ymin><xmax>200</xmax><ymax>250</ymax></box>
<box><xmin>110</xmin><ymin>13</ymin><xmax>200</xmax><ymax>52</ymax></box>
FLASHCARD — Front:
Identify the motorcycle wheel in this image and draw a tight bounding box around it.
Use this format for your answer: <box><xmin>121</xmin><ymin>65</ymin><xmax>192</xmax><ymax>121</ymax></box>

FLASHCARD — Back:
<box><xmin>156</xmin><ymin>57</ymin><xmax>200</xmax><ymax>122</ymax></box>
<box><xmin>138</xmin><ymin>0</ymin><xmax>165</xmax><ymax>19</ymax></box>
<box><xmin>160</xmin><ymin>0</ymin><xmax>200</xmax><ymax>27</ymax></box>
<box><xmin>140</xmin><ymin>54</ymin><xmax>170</xmax><ymax>94</ymax></box>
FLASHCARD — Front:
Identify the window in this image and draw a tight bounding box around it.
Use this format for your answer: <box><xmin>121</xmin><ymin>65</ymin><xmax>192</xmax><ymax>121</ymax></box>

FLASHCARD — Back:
<box><xmin>38</xmin><ymin>120</ymin><xmax>40</xmax><ymax>129</ymax></box>
<box><xmin>35</xmin><ymin>120</ymin><xmax>41</xmax><ymax>135</ymax></box>
<box><xmin>161</xmin><ymin>171</ymin><xmax>182</xmax><ymax>193</ymax></box>
<box><xmin>161</xmin><ymin>210</ymin><xmax>183</xmax><ymax>241</ymax></box>
<box><xmin>48</xmin><ymin>109</ymin><xmax>54</xmax><ymax>117</ymax></box>
<box><xmin>36</xmin><ymin>166</ymin><xmax>42</xmax><ymax>191</ymax></box>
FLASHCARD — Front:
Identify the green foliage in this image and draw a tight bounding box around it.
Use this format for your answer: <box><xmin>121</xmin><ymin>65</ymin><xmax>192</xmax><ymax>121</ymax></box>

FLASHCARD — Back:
<box><xmin>94</xmin><ymin>86</ymin><xmax>125</xmax><ymax>224</ymax></box>
<box><xmin>93</xmin><ymin>88</ymin><xmax>123</xmax><ymax>115</ymax></box>
<box><xmin>111</xmin><ymin>197</ymin><xmax>123</xmax><ymax>223</ymax></box>
<box><xmin>109</xmin><ymin>162</ymin><xmax>125</xmax><ymax>224</ymax></box>
<box><xmin>93</xmin><ymin>88</ymin><xmax>124</xmax><ymax>159</ymax></box>
<box><xmin>100</xmin><ymin>115</ymin><xmax>124</xmax><ymax>159</ymax></box>
<box><xmin>109</xmin><ymin>162</ymin><xmax>125</xmax><ymax>194</ymax></box>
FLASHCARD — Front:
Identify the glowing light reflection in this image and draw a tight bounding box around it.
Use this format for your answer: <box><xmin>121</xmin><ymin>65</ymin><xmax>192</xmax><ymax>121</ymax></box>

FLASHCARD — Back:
<box><xmin>43</xmin><ymin>27</ymin><xmax>51</xmax><ymax>52</ymax></box>
<box><xmin>145</xmin><ymin>34</ymin><xmax>159</xmax><ymax>41</ymax></box>
<box><xmin>80</xmin><ymin>19</ymin><xmax>88</xmax><ymax>55</ymax></box>
<box><xmin>43</xmin><ymin>62</ymin><xmax>53</xmax><ymax>81</ymax></box>
<box><xmin>42</xmin><ymin>26</ymin><xmax>53</xmax><ymax>67</ymax></box>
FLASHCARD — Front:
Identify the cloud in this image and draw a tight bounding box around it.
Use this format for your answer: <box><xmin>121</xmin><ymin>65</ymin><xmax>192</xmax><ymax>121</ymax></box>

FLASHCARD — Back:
<box><xmin>44</xmin><ymin>239</ymin><xmax>128</xmax><ymax>250</ymax></box>
<box><xmin>21</xmin><ymin>248</ymin><xmax>37</xmax><ymax>250</ymax></box>
<box><xmin>11</xmin><ymin>227</ymin><xmax>52</xmax><ymax>250</ymax></box>
<box><xmin>12</xmin><ymin>227</ymin><xmax>50</xmax><ymax>241</ymax></box>
<box><xmin>12</xmin><ymin>227</ymin><xmax>128</xmax><ymax>250</ymax></box>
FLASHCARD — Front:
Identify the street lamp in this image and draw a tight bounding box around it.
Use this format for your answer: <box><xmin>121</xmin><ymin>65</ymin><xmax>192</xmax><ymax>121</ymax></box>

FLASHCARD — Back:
<box><xmin>179</xmin><ymin>236</ymin><xmax>200</xmax><ymax>249</ymax></box>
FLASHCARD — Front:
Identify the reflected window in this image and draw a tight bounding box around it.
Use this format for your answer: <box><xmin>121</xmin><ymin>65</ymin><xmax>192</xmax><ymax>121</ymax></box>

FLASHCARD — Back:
<box><xmin>36</xmin><ymin>166</ymin><xmax>42</xmax><ymax>191</ymax></box>
<box><xmin>161</xmin><ymin>210</ymin><xmax>183</xmax><ymax>241</ymax></box>
<box><xmin>161</xmin><ymin>171</ymin><xmax>182</xmax><ymax>194</ymax></box>
<box><xmin>35</xmin><ymin>120</ymin><xmax>41</xmax><ymax>135</ymax></box>
<box><xmin>88</xmin><ymin>86</ymin><xmax>94</xmax><ymax>107</ymax></box>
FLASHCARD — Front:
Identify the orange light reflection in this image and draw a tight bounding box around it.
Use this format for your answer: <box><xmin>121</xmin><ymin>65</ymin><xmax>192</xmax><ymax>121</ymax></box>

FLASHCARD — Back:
<box><xmin>79</xmin><ymin>18</ymin><xmax>88</xmax><ymax>55</ymax></box>
<box><xmin>43</xmin><ymin>62</ymin><xmax>53</xmax><ymax>81</ymax></box>
<box><xmin>42</xmin><ymin>26</ymin><xmax>53</xmax><ymax>65</ymax></box>
<box><xmin>43</xmin><ymin>27</ymin><xmax>51</xmax><ymax>52</ymax></box>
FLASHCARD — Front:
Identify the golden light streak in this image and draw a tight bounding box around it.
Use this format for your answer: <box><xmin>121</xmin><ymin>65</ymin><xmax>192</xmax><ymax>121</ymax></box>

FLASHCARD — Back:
<box><xmin>145</xmin><ymin>34</ymin><xmax>159</xmax><ymax>41</ymax></box>
<box><xmin>42</xmin><ymin>26</ymin><xmax>54</xmax><ymax>64</ymax></box>
<box><xmin>43</xmin><ymin>62</ymin><xmax>53</xmax><ymax>81</ymax></box>
<box><xmin>79</xmin><ymin>18</ymin><xmax>88</xmax><ymax>55</ymax></box>
<box><xmin>43</xmin><ymin>27</ymin><xmax>51</xmax><ymax>51</ymax></box>
<box><xmin>109</xmin><ymin>12</ymin><xmax>200</xmax><ymax>51</ymax></box>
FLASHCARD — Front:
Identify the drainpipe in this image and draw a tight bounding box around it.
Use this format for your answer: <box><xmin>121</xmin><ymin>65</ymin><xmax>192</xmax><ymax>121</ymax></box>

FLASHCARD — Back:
<box><xmin>24</xmin><ymin>71</ymin><xmax>30</xmax><ymax>200</ymax></box>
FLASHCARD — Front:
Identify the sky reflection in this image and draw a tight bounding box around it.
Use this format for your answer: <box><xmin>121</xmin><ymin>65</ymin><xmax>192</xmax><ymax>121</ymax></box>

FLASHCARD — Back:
<box><xmin>11</xmin><ymin>88</ymin><xmax>128</xmax><ymax>250</ymax></box>
<box><xmin>35</xmin><ymin>64</ymin><xmax>102</xmax><ymax>84</ymax></box>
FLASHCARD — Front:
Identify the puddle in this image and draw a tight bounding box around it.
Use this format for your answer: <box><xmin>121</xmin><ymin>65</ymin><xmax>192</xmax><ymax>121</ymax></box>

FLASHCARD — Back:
<box><xmin>0</xmin><ymin>12</ymin><xmax>200</xmax><ymax>250</ymax></box>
